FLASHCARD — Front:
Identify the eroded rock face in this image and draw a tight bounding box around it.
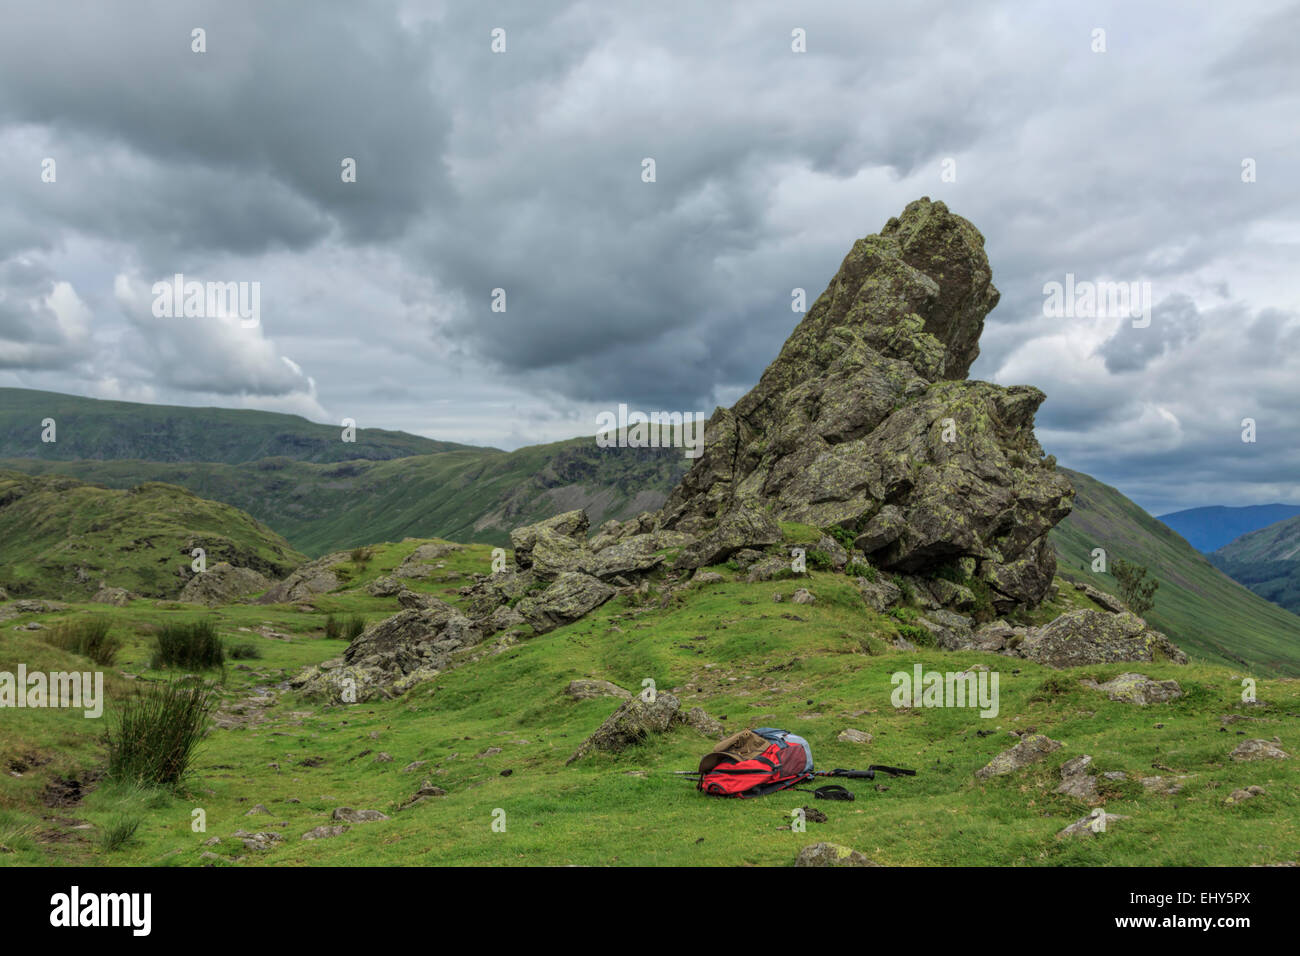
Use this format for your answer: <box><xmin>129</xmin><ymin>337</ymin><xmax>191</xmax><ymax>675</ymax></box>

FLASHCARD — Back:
<box><xmin>658</xmin><ymin>198</ymin><xmax>1072</xmax><ymax>611</ymax></box>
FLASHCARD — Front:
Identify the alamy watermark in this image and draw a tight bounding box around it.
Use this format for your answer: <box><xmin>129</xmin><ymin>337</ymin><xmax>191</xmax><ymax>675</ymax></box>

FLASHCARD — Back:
<box><xmin>596</xmin><ymin>403</ymin><xmax>706</xmax><ymax>458</ymax></box>
<box><xmin>1042</xmin><ymin>273</ymin><xmax>1150</xmax><ymax>328</ymax></box>
<box><xmin>151</xmin><ymin>273</ymin><xmax>260</xmax><ymax>327</ymax></box>
<box><xmin>891</xmin><ymin>664</ymin><xmax>999</xmax><ymax>718</ymax></box>
<box><xmin>0</xmin><ymin>665</ymin><xmax>104</xmax><ymax>718</ymax></box>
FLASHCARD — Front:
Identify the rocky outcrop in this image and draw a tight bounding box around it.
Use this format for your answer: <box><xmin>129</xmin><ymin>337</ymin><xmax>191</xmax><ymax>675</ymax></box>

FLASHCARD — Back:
<box><xmin>257</xmin><ymin>552</ymin><xmax>349</xmax><ymax>604</ymax></box>
<box><xmin>565</xmin><ymin>692</ymin><xmax>683</xmax><ymax>764</ymax></box>
<box><xmin>179</xmin><ymin>563</ymin><xmax>271</xmax><ymax>606</ymax></box>
<box><xmin>658</xmin><ymin>199</ymin><xmax>1072</xmax><ymax>612</ymax></box>
<box><xmin>1019</xmin><ymin>610</ymin><xmax>1187</xmax><ymax>668</ymax></box>
<box><xmin>1082</xmin><ymin>673</ymin><xmax>1183</xmax><ymax>705</ymax></box>
<box><xmin>90</xmin><ymin>584</ymin><xmax>135</xmax><ymax>606</ymax></box>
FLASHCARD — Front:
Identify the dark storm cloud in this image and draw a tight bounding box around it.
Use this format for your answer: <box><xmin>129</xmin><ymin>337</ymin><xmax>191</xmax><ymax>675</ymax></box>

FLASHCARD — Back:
<box><xmin>0</xmin><ymin>0</ymin><xmax>1297</xmax><ymax>512</ymax></box>
<box><xmin>0</xmin><ymin>0</ymin><xmax>450</xmax><ymax>255</ymax></box>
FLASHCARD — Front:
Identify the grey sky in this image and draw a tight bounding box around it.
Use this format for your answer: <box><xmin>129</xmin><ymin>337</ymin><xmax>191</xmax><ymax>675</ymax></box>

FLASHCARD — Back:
<box><xmin>0</xmin><ymin>0</ymin><xmax>1296</xmax><ymax>514</ymax></box>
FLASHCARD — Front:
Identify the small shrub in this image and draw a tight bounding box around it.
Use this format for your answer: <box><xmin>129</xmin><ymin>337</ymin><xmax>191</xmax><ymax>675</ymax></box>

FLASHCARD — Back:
<box><xmin>893</xmin><ymin>575</ymin><xmax>915</xmax><ymax>604</ymax></box>
<box><xmin>350</xmin><ymin>546</ymin><xmax>374</xmax><ymax>564</ymax></box>
<box><xmin>896</xmin><ymin>622</ymin><xmax>932</xmax><ymax>647</ymax></box>
<box><xmin>846</xmin><ymin>561</ymin><xmax>876</xmax><ymax>581</ymax></box>
<box><xmin>345</xmin><ymin>615</ymin><xmax>366</xmax><ymax>640</ymax></box>
<box><xmin>151</xmin><ymin>621</ymin><xmax>224</xmax><ymax>670</ymax></box>
<box><xmin>1029</xmin><ymin>675</ymin><xmax>1071</xmax><ymax>702</ymax></box>
<box><xmin>805</xmin><ymin>549</ymin><xmax>833</xmax><ymax>571</ymax></box>
<box><xmin>98</xmin><ymin>814</ymin><xmax>141</xmax><ymax>852</ymax></box>
<box><xmin>1112</xmin><ymin>558</ymin><xmax>1158</xmax><ymax>615</ymax></box>
<box><xmin>106</xmin><ymin>679</ymin><xmax>215</xmax><ymax>787</ymax></box>
<box><xmin>324</xmin><ymin>614</ymin><xmax>342</xmax><ymax>640</ymax></box>
<box><xmin>825</xmin><ymin>525</ymin><xmax>857</xmax><ymax>552</ymax></box>
<box><xmin>226</xmin><ymin>642</ymin><xmax>261</xmax><ymax>660</ymax></box>
<box><xmin>45</xmin><ymin>618</ymin><xmax>121</xmax><ymax>666</ymax></box>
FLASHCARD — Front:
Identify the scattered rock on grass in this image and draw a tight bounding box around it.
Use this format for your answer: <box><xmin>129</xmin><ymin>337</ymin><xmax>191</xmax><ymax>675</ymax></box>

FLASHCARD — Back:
<box><xmin>565</xmin><ymin>679</ymin><xmax>632</xmax><ymax>701</ymax></box>
<box><xmin>795</xmin><ymin>842</ymin><xmax>879</xmax><ymax>867</ymax></box>
<box><xmin>1081</xmin><ymin>673</ymin><xmax>1183</xmax><ymax>705</ymax></box>
<box><xmin>1230</xmin><ymin>739</ymin><xmax>1290</xmax><ymax>761</ymax></box>
<box><xmin>331</xmin><ymin>808</ymin><xmax>389</xmax><ymax>823</ymax></box>
<box><xmin>837</xmin><ymin>729</ymin><xmax>872</xmax><ymax>744</ymax></box>
<box><xmin>976</xmin><ymin>734</ymin><xmax>1062</xmax><ymax>779</ymax></box>
<box><xmin>1057</xmin><ymin>808</ymin><xmax>1128</xmax><ymax>839</ymax></box>
<box><xmin>302</xmin><ymin>825</ymin><xmax>350</xmax><ymax>841</ymax></box>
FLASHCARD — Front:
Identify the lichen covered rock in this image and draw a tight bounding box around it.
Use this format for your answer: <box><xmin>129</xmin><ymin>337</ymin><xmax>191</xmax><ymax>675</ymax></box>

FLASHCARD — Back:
<box><xmin>658</xmin><ymin>198</ymin><xmax>1072</xmax><ymax>610</ymax></box>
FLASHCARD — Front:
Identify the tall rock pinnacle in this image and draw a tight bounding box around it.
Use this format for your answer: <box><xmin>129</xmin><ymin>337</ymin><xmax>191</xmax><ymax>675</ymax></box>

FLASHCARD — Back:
<box><xmin>661</xmin><ymin>198</ymin><xmax>1073</xmax><ymax>612</ymax></box>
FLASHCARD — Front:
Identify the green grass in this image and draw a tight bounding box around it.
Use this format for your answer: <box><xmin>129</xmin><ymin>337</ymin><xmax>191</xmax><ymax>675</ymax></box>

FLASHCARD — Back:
<box><xmin>1051</xmin><ymin>469</ymin><xmax>1300</xmax><ymax>676</ymax></box>
<box><xmin>43</xmin><ymin>617</ymin><xmax>121</xmax><ymax>666</ymax></box>
<box><xmin>0</xmin><ymin>536</ymin><xmax>1296</xmax><ymax>867</ymax></box>
<box><xmin>151</xmin><ymin>621</ymin><xmax>225</xmax><ymax>670</ymax></box>
<box><xmin>0</xmin><ymin>469</ymin><xmax>304</xmax><ymax>600</ymax></box>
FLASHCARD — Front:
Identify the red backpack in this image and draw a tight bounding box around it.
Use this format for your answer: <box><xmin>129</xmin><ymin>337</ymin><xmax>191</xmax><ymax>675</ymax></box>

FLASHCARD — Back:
<box><xmin>690</xmin><ymin>727</ymin><xmax>915</xmax><ymax>799</ymax></box>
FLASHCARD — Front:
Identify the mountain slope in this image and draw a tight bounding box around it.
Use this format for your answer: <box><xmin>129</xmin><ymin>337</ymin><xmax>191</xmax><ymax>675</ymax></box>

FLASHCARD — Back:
<box><xmin>1050</xmin><ymin>468</ymin><xmax>1300</xmax><ymax>675</ymax></box>
<box><xmin>1</xmin><ymin>437</ymin><xmax>690</xmax><ymax>556</ymax></box>
<box><xmin>1157</xmin><ymin>503</ymin><xmax>1300</xmax><ymax>553</ymax></box>
<box><xmin>0</xmin><ymin>470</ymin><xmax>304</xmax><ymax>599</ymax></box>
<box><xmin>1211</xmin><ymin>514</ymin><xmax>1300</xmax><ymax>615</ymax></box>
<box><xmin>0</xmin><ymin>387</ymin><xmax>468</xmax><ymax>463</ymax></box>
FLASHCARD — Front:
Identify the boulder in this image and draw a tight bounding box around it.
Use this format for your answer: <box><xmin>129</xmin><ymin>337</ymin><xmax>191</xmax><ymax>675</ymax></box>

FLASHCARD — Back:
<box><xmin>915</xmin><ymin>610</ymin><xmax>975</xmax><ymax>650</ymax></box>
<box><xmin>837</xmin><ymin>728</ymin><xmax>872</xmax><ymax>744</ymax></box>
<box><xmin>975</xmin><ymin>734</ymin><xmax>1062</xmax><ymax>779</ymax></box>
<box><xmin>331</xmin><ymin>808</ymin><xmax>389</xmax><ymax>823</ymax></box>
<box><xmin>1073</xmin><ymin>580</ymin><xmax>1127</xmax><ymax>614</ymax></box>
<box><xmin>90</xmin><ymin>584</ymin><xmax>135</xmax><ymax>606</ymax></box>
<box><xmin>394</xmin><ymin>541</ymin><xmax>462</xmax><ymax>578</ymax></box>
<box><xmin>510</xmin><ymin>511</ymin><xmax>589</xmax><ymax>570</ymax></box>
<box><xmin>1055</xmin><ymin>754</ymin><xmax>1099</xmax><ymax>802</ymax></box>
<box><xmin>1230</xmin><ymin>739</ymin><xmax>1290</xmax><ymax>761</ymax></box>
<box><xmin>673</xmin><ymin>502</ymin><xmax>781</xmax><ymax>571</ymax></box>
<box><xmin>1081</xmin><ymin>673</ymin><xmax>1183</xmax><ymax>705</ymax></box>
<box><xmin>565</xmin><ymin>692</ymin><xmax>683</xmax><ymax>764</ymax></box>
<box><xmin>1057</xmin><ymin>809</ymin><xmax>1128</xmax><ymax>839</ymax></box>
<box><xmin>1018</xmin><ymin>610</ymin><xmax>1187</xmax><ymax>668</ymax></box>
<box><xmin>515</xmin><ymin>572</ymin><xmax>616</xmax><ymax>635</ymax></box>
<box><xmin>565</xmin><ymin>679</ymin><xmax>632</xmax><ymax>701</ymax></box>
<box><xmin>794</xmin><ymin>843</ymin><xmax>879</xmax><ymax>867</ymax></box>
<box><xmin>257</xmin><ymin>553</ymin><xmax>348</xmax><ymax>604</ymax></box>
<box><xmin>685</xmin><ymin>706</ymin><xmax>725</xmax><ymax>738</ymax></box>
<box><xmin>302</xmin><ymin>825</ymin><xmax>349</xmax><ymax>840</ymax></box>
<box><xmin>178</xmin><ymin>563</ymin><xmax>272</xmax><ymax>605</ymax></box>
<box><xmin>856</xmin><ymin>575</ymin><xmax>902</xmax><ymax>612</ymax></box>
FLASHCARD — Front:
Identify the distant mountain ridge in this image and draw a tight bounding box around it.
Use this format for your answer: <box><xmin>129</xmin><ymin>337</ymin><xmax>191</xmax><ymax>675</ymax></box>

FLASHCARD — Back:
<box><xmin>1156</xmin><ymin>503</ymin><xmax>1300</xmax><ymax>553</ymax></box>
<box><xmin>1051</xmin><ymin>469</ymin><xmax>1300</xmax><ymax>675</ymax></box>
<box><xmin>0</xmin><ymin>387</ymin><xmax>470</xmax><ymax>463</ymax></box>
<box><xmin>1211</xmin><ymin>514</ymin><xmax>1300</xmax><ymax>616</ymax></box>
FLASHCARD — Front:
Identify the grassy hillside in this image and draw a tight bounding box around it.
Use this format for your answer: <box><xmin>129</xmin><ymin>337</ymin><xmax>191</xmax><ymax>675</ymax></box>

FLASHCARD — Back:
<box><xmin>0</xmin><ymin>470</ymin><xmax>304</xmax><ymax>600</ymax></box>
<box><xmin>1</xmin><ymin>437</ymin><xmax>690</xmax><ymax>557</ymax></box>
<box><xmin>0</xmin><ymin>387</ymin><xmax>467</xmax><ymax>463</ymax></box>
<box><xmin>1</xmin><ymin>536</ymin><xmax>1295</xmax><ymax>867</ymax></box>
<box><xmin>1158</xmin><ymin>504</ymin><xmax>1300</xmax><ymax>553</ymax></box>
<box><xmin>1050</xmin><ymin>469</ymin><xmax>1300</xmax><ymax>676</ymax></box>
<box><xmin>1211</xmin><ymin>515</ymin><xmax>1300</xmax><ymax>615</ymax></box>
